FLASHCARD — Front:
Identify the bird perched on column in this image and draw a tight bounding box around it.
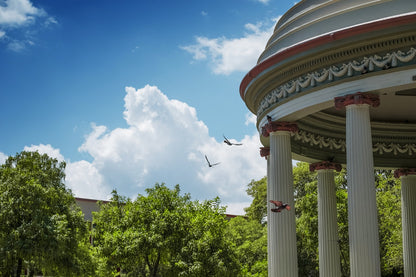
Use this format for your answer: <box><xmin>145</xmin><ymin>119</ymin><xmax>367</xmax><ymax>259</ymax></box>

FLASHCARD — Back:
<box><xmin>270</xmin><ymin>200</ymin><xmax>291</xmax><ymax>212</ymax></box>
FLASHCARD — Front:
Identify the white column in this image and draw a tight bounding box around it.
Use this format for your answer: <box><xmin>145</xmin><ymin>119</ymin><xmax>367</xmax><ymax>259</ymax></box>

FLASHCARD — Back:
<box><xmin>261</xmin><ymin>147</ymin><xmax>272</xmax><ymax>272</ymax></box>
<box><xmin>315</xmin><ymin>167</ymin><xmax>342</xmax><ymax>277</ymax></box>
<box><xmin>396</xmin><ymin>171</ymin><xmax>416</xmax><ymax>277</ymax></box>
<box><xmin>345</xmin><ymin>103</ymin><xmax>381</xmax><ymax>277</ymax></box>
<box><xmin>268</xmin><ymin>130</ymin><xmax>298</xmax><ymax>277</ymax></box>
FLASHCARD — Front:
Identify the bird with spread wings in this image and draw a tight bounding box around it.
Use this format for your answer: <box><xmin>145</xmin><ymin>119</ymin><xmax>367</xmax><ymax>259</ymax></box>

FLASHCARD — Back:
<box><xmin>205</xmin><ymin>155</ymin><xmax>220</xmax><ymax>168</ymax></box>
<box><xmin>223</xmin><ymin>135</ymin><xmax>242</xmax><ymax>146</ymax></box>
<box><xmin>269</xmin><ymin>200</ymin><xmax>291</xmax><ymax>212</ymax></box>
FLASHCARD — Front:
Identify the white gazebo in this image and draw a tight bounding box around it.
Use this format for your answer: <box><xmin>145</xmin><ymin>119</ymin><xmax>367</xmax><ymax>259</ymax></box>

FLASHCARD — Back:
<box><xmin>240</xmin><ymin>1</ymin><xmax>416</xmax><ymax>276</ymax></box>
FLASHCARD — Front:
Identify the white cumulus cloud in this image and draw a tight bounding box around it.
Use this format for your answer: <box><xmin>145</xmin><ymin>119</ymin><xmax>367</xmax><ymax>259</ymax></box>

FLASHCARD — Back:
<box><xmin>182</xmin><ymin>19</ymin><xmax>277</xmax><ymax>75</ymax></box>
<box><xmin>78</xmin><ymin>85</ymin><xmax>265</xmax><ymax>202</ymax></box>
<box><xmin>65</xmin><ymin>160</ymin><xmax>109</xmax><ymax>200</ymax></box>
<box><xmin>76</xmin><ymin>85</ymin><xmax>266</xmax><ymax>214</ymax></box>
<box><xmin>12</xmin><ymin>85</ymin><xmax>266</xmax><ymax>215</ymax></box>
<box><xmin>24</xmin><ymin>144</ymin><xmax>65</xmax><ymax>161</ymax></box>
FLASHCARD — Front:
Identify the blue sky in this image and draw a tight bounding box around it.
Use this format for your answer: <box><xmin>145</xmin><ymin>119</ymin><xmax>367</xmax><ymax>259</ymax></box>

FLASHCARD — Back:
<box><xmin>0</xmin><ymin>0</ymin><xmax>296</xmax><ymax>214</ymax></box>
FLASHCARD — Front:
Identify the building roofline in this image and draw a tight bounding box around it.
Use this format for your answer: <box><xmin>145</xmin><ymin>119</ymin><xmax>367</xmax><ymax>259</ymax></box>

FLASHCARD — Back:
<box><xmin>75</xmin><ymin>197</ymin><xmax>110</xmax><ymax>204</ymax></box>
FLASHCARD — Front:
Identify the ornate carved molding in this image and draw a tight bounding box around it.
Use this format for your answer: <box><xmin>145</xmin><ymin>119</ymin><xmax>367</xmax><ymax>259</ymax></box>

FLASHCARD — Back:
<box><xmin>257</xmin><ymin>47</ymin><xmax>416</xmax><ymax>116</ymax></box>
<box><xmin>373</xmin><ymin>142</ymin><xmax>416</xmax><ymax>155</ymax></box>
<box><xmin>260</xmin><ymin>147</ymin><xmax>270</xmax><ymax>158</ymax></box>
<box><xmin>291</xmin><ymin>129</ymin><xmax>416</xmax><ymax>156</ymax></box>
<box><xmin>394</xmin><ymin>168</ymin><xmax>416</xmax><ymax>178</ymax></box>
<box><xmin>291</xmin><ymin>130</ymin><xmax>346</xmax><ymax>151</ymax></box>
<box><xmin>334</xmin><ymin>92</ymin><xmax>380</xmax><ymax>110</ymax></box>
<box><xmin>261</xmin><ymin>120</ymin><xmax>298</xmax><ymax>137</ymax></box>
<box><xmin>309</xmin><ymin>161</ymin><xmax>342</xmax><ymax>172</ymax></box>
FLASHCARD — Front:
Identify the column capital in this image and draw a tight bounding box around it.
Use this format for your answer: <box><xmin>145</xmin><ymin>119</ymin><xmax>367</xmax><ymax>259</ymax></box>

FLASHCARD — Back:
<box><xmin>310</xmin><ymin>161</ymin><xmax>342</xmax><ymax>172</ymax></box>
<box><xmin>261</xmin><ymin>117</ymin><xmax>298</xmax><ymax>137</ymax></box>
<box><xmin>394</xmin><ymin>168</ymin><xmax>416</xmax><ymax>178</ymax></box>
<box><xmin>334</xmin><ymin>92</ymin><xmax>380</xmax><ymax>110</ymax></box>
<box><xmin>260</xmin><ymin>147</ymin><xmax>270</xmax><ymax>158</ymax></box>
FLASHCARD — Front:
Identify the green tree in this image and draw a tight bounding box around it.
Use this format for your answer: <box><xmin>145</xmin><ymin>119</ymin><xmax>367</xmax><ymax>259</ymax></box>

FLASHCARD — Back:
<box><xmin>375</xmin><ymin>170</ymin><xmax>403</xmax><ymax>276</ymax></box>
<box><xmin>334</xmin><ymin>171</ymin><xmax>349</xmax><ymax>277</ymax></box>
<box><xmin>90</xmin><ymin>190</ymin><xmax>134</xmax><ymax>276</ymax></box>
<box><xmin>293</xmin><ymin>162</ymin><xmax>319</xmax><ymax>276</ymax></box>
<box><xmin>244</xmin><ymin>177</ymin><xmax>267</xmax><ymax>224</ymax></box>
<box><xmin>93</xmin><ymin>183</ymin><xmax>239</xmax><ymax>277</ymax></box>
<box><xmin>0</xmin><ymin>151</ymin><xmax>94</xmax><ymax>277</ymax></box>
<box><xmin>176</xmin><ymin>197</ymin><xmax>239</xmax><ymax>277</ymax></box>
<box><xmin>226</xmin><ymin>216</ymin><xmax>267</xmax><ymax>276</ymax></box>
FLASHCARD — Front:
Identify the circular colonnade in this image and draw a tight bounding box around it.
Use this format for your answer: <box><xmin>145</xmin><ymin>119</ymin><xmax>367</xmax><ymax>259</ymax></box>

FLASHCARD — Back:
<box><xmin>240</xmin><ymin>1</ymin><xmax>416</xmax><ymax>276</ymax></box>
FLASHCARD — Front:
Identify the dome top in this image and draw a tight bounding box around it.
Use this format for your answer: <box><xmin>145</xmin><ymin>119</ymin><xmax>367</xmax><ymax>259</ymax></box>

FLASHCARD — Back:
<box><xmin>259</xmin><ymin>0</ymin><xmax>416</xmax><ymax>64</ymax></box>
<box><xmin>240</xmin><ymin>0</ymin><xmax>416</xmax><ymax>101</ymax></box>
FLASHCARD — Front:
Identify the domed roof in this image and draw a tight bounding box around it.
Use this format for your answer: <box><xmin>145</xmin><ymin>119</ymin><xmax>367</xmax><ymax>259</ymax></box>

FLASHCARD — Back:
<box><xmin>241</xmin><ymin>0</ymin><xmax>416</xmax><ymax>99</ymax></box>
<box><xmin>258</xmin><ymin>0</ymin><xmax>416</xmax><ymax>64</ymax></box>
<box><xmin>240</xmin><ymin>0</ymin><xmax>416</xmax><ymax>168</ymax></box>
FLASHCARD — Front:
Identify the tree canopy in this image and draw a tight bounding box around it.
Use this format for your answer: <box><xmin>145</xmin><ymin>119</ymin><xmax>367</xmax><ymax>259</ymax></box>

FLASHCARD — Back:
<box><xmin>244</xmin><ymin>177</ymin><xmax>267</xmax><ymax>224</ymax></box>
<box><xmin>0</xmin><ymin>153</ymin><xmax>405</xmax><ymax>277</ymax></box>
<box><xmin>0</xmin><ymin>151</ymin><xmax>93</xmax><ymax>277</ymax></box>
<box><xmin>226</xmin><ymin>216</ymin><xmax>267</xmax><ymax>276</ymax></box>
<box><xmin>92</xmin><ymin>183</ymin><xmax>239</xmax><ymax>276</ymax></box>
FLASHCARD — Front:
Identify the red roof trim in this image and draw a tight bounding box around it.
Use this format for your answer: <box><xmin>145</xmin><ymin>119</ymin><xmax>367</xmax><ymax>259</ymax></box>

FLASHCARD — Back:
<box><xmin>240</xmin><ymin>13</ymin><xmax>416</xmax><ymax>100</ymax></box>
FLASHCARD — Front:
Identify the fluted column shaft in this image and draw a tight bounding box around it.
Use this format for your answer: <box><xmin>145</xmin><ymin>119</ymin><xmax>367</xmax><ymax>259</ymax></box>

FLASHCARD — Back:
<box><xmin>310</xmin><ymin>162</ymin><xmax>342</xmax><ymax>277</ymax></box>
<box><xmin>268</xmin><ymin>131</ymin><xmax>298</xmax><ymax>277</ymax></box>
<box><xmin>345</xmin><ymin>103</ymin><xmax>381</xmax><ymax>276</ymax></box>
<box><xmin>334</xmin><ymin>92</ymin><xmax>381</xmax><ymax>276</ymax></box>
<box><xmin>266</xmin><ymin>153</ymin><xmax>271</xmax><ymax>271</ymax></box>
<box><xmin>395</xmin><ymin>170</ymin><xmax>416</xmax><ymax>277</ymax></box>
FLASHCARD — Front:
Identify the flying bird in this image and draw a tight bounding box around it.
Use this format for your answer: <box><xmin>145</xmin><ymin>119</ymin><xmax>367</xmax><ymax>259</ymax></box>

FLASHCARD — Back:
<box><xmin>270</xmin><ymin>200</ymin><xmax>291</xmax><ymax>213</ymax></box>
<box><xmin>205</xmin><ymin>155</ymin><xmax>220</xmax><ymax>168</ymax></box>
<box><xmin>223</xmin><ymin>135</ymin><xmax>242</xmax><ymax>146</ymax></box>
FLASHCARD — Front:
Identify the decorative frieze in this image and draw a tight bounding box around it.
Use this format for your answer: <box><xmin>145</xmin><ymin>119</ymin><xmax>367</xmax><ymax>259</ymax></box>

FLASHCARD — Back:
<box><xmin>290</xmin><ymin>129</ymin><xmax>416</xmax><ymax>156</ymax></box>
<box><xmin>291</xmin><ymin>130</ymin><xmax>346</xmax><ymax>152</ymax></box>
<box><xmin>257</xmin><ymin>47</ymin><xmax>416</xmax><ymax>116</ymax></box>
<box><xmin>374</xmin><ymin>142</ymin><xmax>416</xmax><ymax>155</ymax></box>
